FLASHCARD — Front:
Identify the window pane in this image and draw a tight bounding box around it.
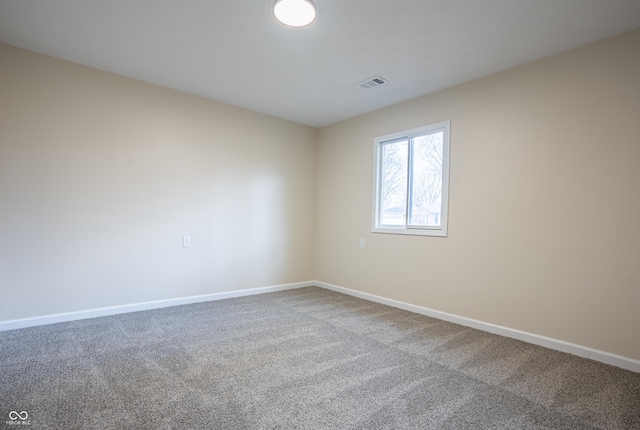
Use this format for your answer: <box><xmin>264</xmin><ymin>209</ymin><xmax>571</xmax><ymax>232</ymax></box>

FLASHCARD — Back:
<box><xmin>380</xmin><ymin>139</ymin><xmax>408</xmax><ymax>225</ymax></box>
<box><xmin>408</xmin><ymin>132</ymin><xmax>443</xmax><ymax>226</ymax></box>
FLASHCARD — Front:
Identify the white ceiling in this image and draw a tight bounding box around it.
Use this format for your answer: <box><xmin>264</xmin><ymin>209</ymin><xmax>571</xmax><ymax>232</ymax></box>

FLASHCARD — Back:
<box><xmin>1</xmin><ymin>0</ymin><xmax>640</xmax><ymax>128</ymax></box>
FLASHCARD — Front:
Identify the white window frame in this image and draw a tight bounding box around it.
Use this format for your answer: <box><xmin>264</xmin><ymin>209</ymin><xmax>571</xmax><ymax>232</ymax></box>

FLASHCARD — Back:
<box><xmin>372</xmin><ymin>120</ymin><xmax>450</xmax><ymax>237</ymax></box>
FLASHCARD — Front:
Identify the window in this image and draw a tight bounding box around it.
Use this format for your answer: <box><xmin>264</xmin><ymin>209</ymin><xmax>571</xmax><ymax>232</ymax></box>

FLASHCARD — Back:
<box><xmin>372</xmin><ymin>120</ymin><xmax>450</xmax><ymax>237</ymax></box>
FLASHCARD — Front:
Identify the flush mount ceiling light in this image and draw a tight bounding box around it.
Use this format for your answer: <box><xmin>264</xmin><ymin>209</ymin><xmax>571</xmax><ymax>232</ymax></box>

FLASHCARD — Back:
<box><xmin>273</xmin><ymin>0</ymin><xmax>317</xmax><ymax>27</ymax></box>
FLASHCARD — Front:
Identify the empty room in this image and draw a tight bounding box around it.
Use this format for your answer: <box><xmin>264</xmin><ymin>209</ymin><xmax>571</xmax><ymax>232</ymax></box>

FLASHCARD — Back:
<box><xmin>1</xmin><ymin>1</ymin><xmax>639</xmax><ymax>429</ymax></box>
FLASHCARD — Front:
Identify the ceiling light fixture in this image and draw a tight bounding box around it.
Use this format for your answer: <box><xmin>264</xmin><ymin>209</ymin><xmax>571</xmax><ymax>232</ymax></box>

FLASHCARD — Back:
<box><xmin>273</xmin><ymin>0</ymin><xmax>317</xmax><ymax>27</ymax></box>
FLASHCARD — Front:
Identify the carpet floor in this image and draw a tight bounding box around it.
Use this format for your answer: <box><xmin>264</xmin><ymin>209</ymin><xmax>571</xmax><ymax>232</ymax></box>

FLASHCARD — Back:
<box><xmin>1</xmin><ymin>287</ymin><xmax>639</xmax><ymax>429</ymax></box>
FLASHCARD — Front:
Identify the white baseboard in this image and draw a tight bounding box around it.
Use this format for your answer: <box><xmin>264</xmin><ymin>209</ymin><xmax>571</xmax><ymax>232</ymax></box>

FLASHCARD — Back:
<box><xmin>3</xmin><ymin>279</ymin><xmax>638</xmax><ymax>373</ymax></box>
<box><xmin>314</xmin><ymin>281</ymin><xmax>640</xmax><ymax>373</ymax></box>
<box><xmin>0</xmin><ymin>281</ymin><xmax>314</xmax><ymax>332</ymax></box>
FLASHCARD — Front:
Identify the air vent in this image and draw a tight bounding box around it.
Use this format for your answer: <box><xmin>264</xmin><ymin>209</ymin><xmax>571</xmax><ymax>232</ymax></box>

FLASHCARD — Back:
<box><xmin>356</xmin><ymin>76</ymin><xmax>389</xmax><ymax>90</ymax></box>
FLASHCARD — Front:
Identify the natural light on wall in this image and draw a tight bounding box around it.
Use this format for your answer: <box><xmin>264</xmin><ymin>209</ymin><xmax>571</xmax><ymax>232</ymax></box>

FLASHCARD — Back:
<box><xmin>273</xmin><ymin>0</ymin><xmax>317</xmax><ymax>27</ymax></box>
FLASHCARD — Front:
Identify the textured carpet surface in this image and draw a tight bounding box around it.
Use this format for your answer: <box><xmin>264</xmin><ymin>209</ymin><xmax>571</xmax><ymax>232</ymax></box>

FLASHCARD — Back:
<box><xmin>1</xmin><ymin>287</ymin><xmax>639</xmax><ymax>429</ymax></box>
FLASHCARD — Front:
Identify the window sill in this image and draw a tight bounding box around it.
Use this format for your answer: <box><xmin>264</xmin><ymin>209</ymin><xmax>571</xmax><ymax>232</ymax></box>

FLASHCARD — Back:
<box><xmin>372</xmin><ymin>227</ymin><xmax>448</xmax><ymax>237</ymax></box>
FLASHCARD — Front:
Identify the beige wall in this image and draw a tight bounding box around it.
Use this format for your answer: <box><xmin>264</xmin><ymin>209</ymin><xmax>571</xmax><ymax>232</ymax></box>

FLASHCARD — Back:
<box><xmin>316</xmin><ymin>29</ymin><xmax>640</xmax><ymax>360</ymax></box>
<box><xmin>2</xmin><ymin>29</ymin><xmax>639</xmax><ymax>361</ymax></box>
<box><xmin>0</xmin><ymin>43</ymin><xmax>317</xmax><ymax>321</ymax></box>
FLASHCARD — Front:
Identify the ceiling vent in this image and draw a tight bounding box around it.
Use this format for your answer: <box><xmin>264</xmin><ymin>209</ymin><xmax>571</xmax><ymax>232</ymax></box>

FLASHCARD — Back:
<box><xmin>356</xmin><ymin>76</ymin><xmax>389</xmax><ymax>90</ymax></box>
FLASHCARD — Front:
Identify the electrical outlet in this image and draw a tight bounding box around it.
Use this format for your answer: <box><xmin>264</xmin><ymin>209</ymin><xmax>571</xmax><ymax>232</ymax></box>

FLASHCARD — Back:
<box><xmin>359</xmin><ymin>239</ymin><xmax>365</xmax><ymax>249</ymax></box>
<box><xmin>182</xmin><ymin>236</ymin><xmax>191</xmax><ymax>247</ymax></box>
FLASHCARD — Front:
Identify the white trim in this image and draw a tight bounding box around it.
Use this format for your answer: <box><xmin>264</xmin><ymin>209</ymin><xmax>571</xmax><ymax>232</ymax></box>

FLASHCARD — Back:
<box><xmin>2</xmin><ymin>279</ymin><xmax>638</xmax><ymax>373</ymax></box>
<box><xmin>0</xmin><ymin>281</ymin><xmax>313</xmax><ymax>332</ymax></box>
<box><xmin>372</xmin><ymin>120</ymin><xmax>451</xmax><ymax>238</ymax></box>
<box><xmin>372</xmin><ymin>227</ymin><xmax>448</xmax><ymax>237</ymax></box>
<box><xmin>314</xmin><ymin>281</ymin><xmax>640</xmax><ymax>373</ymax></box>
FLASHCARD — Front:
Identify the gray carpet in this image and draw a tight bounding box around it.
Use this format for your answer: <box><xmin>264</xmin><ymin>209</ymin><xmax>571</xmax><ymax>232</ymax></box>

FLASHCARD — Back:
<box><xmin>1</xmin><ymin>287</ymin><xmax>639</xmax><ymax>429</ymax></box>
